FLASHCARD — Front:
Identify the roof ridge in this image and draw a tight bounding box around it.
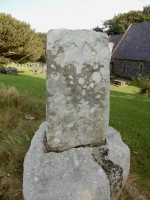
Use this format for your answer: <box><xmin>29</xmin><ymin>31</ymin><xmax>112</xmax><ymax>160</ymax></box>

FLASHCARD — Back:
<box><xmin>112</xmin><ymin>21</ymin><xmax>150</xmax><ymax>61</ymax></box>
<box><xmin>131</xmin><ymin>20</ymin><xmax>150</xmax><ymax>26</ymax></box>
<box><xmin>112</xmin><ymin>24</ymin><xmax>132</xmax><ymax>56</ymax></box>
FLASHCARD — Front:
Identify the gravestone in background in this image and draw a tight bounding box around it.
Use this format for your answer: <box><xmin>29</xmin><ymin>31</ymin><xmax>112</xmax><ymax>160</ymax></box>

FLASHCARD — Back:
<box><xmin>23</xmin><ymin>29</ymin><xmax>130</xmax><ymax>200</ymax></box>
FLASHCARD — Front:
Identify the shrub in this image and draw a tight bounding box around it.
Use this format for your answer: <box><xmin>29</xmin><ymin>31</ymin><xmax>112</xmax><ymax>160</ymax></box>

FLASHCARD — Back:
<box><xmin>0</xmin><ymin>66</ymin><xmax>6</xmax><ymax>74</ymax></box>
<box><xmin>133</xmin><ymin>76</ymin><xmax>150</xmax><ymax>96</ymax></box>
<box><xmin>0</xmin><ymin>56</ymin><xmax>9</xmax><ymax>65</ymax></box>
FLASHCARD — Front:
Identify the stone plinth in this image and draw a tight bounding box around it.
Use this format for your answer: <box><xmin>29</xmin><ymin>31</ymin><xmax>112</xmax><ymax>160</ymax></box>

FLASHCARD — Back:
<box><xmin>23</xmin><ymin>122</ymin><xmax>130</xmax><ymax>200</ymax></box>
<box><xmin>46</xmin><ymin>29</ymin><xmax>110</xmax><ymax>151</ymax></box>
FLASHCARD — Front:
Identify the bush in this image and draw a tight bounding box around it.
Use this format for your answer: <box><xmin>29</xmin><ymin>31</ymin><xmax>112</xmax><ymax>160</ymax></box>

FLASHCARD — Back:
<box><xmin>0</xmin><ymin>56</ymin><xmax>9</xmax><ymax>65</ymax></box>
<box><xmin>133</xmin><ymin>75</ymin><xmax>150</xmax><ymax>96</ymax></box>
<box><xmin>0</xmin><ymin>66</ymin><xmax>6</xmax><ymax>74</ymax></box>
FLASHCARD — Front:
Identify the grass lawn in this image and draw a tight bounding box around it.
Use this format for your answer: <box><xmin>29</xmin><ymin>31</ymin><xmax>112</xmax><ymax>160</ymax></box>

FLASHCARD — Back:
<box><xmin>0</xmin><ymin>64</ymin><xmax>46</xmax><ymax>98</ymax></box>
<box><xmin>0</xmin><ymin>65</ymin><xmax>150</xmax><ymax>199</ymax></box>
<box><xmin>110</xmin><ymin>82</ymin><xmax>150</xmax><ymax>199</ymax></box>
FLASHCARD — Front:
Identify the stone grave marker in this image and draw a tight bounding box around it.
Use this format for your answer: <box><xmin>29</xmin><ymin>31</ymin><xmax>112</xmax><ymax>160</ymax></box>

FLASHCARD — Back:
<box><xmin>46</xmin><ymin>29</ymin><xmax>110</xmax><ymax>151</ymax></box>
<box><xmin>23</xmin><ymin>29</ymin><xmax>130</xmax><ymax>200</ymax></box>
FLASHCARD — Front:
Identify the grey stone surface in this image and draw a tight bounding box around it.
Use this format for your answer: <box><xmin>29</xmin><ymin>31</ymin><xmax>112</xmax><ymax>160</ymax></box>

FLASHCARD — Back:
<box><xmin>46</xmin><ymin>29</ymin><xmax>110</xmax><ymax>151</ymax></box>
<box><xmin>23</xmin><ymin>122</ymin><xmax>130</xmax><ymax>200</ymax></box>
<box><xmin>5</xmin><ymin>67</ymin><xmax>18</xmax><ymax>75</ymax></box>
<box><xmin>92</xmin><ymin>127</ymin><xmax>130</xmax><ymax>200</ymax></box>
<box><xmin>23</xmin><ymin>29</ymin><xmax>130</xmax><ymax>200</ymax></box>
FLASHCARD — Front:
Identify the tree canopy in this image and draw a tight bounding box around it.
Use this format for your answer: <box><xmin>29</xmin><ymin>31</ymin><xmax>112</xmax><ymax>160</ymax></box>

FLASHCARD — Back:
<box><xmin>37</xmin><ymin>32</ymin><xmax>47</xmax><ymax>63</ymax></box>
<box><xmin>0</xmin><ymin>13</ymin><xmax>44</xmax><ymax>63</ymax></box>
<box><xmin>0</xmin><ymin>56</ymin><xmax>9</xmax><ymax>65</ymax></box>
<box><xmin>97</xmin><ymin>5</ymin><xmax>150</xmax><ymax>35</ymax></box>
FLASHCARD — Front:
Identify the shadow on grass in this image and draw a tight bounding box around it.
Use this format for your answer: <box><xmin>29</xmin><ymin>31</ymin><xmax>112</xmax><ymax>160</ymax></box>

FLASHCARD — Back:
<box><xmin>17</xmin><ymin>71</ymin><xmax>25</xmax><ymax>73</ymax></box>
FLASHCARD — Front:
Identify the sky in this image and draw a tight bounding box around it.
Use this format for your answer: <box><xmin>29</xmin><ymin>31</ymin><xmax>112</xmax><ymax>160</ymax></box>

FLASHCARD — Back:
<box><xmin>0</xmin><ymin>0</ymin><xmax>149</xmax><ymax>33</ymax></box>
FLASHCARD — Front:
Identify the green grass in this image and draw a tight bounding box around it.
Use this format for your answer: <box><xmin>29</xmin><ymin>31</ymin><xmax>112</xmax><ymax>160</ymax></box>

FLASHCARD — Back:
<box><xmin>1</xmin><ymin>64</ymin><xmax>46</xmax><ymax>98</ymax></box>
<box><xmin>0</xmin><ymin>66</ymin><xmax>150</xmax><ymax>199</ymax></box>
<box><xmin>110</xmin><ymin>81</ymin><xmax>150</xmax><ymax>199</ymax></box>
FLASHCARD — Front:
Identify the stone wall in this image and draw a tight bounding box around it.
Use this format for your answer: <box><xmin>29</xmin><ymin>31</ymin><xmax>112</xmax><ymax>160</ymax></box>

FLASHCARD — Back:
<box><xmin>112</xmin><ymin>59</ymin><xmax>150</xmax><ymax>79</ymax></box>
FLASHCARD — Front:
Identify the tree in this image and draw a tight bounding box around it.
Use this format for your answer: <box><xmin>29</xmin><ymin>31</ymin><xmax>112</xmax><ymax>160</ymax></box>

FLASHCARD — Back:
<box><xmin>0</xmin><ymin>13</ymin><xmax>44</xmax><ymax>63</ymax></box>
<box><xmin>0</xmin><ymin>56</ymin><xmax>9</xmax><ymax>65</ymax></box>
<box><xmin>37</xmin><ymin>32</ymin><xmax>47</xmax><ymax>63</ymax></box>
<box><xmin>93</xmin><ymin>26</ymin><xmax>103</xmax><ymax>32</ymax></box>
<box><xmin>143</xmin><ymin>5</ymin><xmax>150</xmax><ymax>20</ymax></box>
<box><xmin>101</xmin><ymin>5</ymin><xmax>150</xmax><ymax>35</ymax></box>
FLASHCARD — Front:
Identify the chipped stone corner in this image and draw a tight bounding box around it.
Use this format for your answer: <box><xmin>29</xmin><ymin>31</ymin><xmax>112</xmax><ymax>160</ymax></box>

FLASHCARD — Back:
<box><xmin>92</xmin><ymin>146</ymin><xmax>123</xmax><ymax>200</ymax></box>
<box><xmin>92</xmin><ymin>126</ymin><xmax>130</xmax><ymax>200</ymax></box>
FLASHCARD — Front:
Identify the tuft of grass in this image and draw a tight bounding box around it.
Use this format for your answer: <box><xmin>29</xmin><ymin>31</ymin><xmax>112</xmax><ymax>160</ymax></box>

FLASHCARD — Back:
<box><xmin>0</xmin><ymin>84</ymin><xmax>20</xmax><ymax>108</ymax></box>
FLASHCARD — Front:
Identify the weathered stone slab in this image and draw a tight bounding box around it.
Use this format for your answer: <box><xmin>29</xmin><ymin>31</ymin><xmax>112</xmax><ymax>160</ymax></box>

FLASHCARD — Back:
<box><xmin>46</xmin><ymin>29</ymin><xmax>110</xmax><ymax>151</ymax></box>
<box><xmin>23</xmin><ymin>122</ymin><xmax>130</xmax><ymax>200</ymax></box>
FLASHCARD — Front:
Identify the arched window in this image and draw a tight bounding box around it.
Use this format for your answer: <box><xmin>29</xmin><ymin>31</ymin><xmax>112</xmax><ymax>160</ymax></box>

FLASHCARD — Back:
<box><xmin>122</xmin><ymin>61</ymin><xmax>126</xmax><ymax>73</ymax></box>
<box><xmin>139</xmin><ymin>63</ymin><xmax>144</xmax><ymax>75</ymax></box>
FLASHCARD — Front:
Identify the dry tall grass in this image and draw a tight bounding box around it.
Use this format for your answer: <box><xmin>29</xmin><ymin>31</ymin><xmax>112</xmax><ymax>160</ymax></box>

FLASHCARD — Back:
<box><xmin>0</xmin><ymin>84</ymin><xmax>20</xmax><ymax>107</ymax></box>
<box><xmin>0</xmin><ymin>84</ymin><xmax>45</xmax><ymax>200</ymax></box>
<box><xmin>119</xmin><ymin>174</ymin><xmax>149</xmax><ymax>200</ymax></box>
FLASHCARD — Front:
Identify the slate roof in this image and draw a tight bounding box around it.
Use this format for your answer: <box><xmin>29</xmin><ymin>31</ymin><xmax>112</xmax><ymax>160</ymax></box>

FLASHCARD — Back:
<box><xmin>112</xmin><ymin>21</ymin><xmax>150</xmax><ymax>61</ymax></box>
<box><xmin>109</xmin><ymin>34</ymin><xmax>123</xmax><ymax>54</ymax></box>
